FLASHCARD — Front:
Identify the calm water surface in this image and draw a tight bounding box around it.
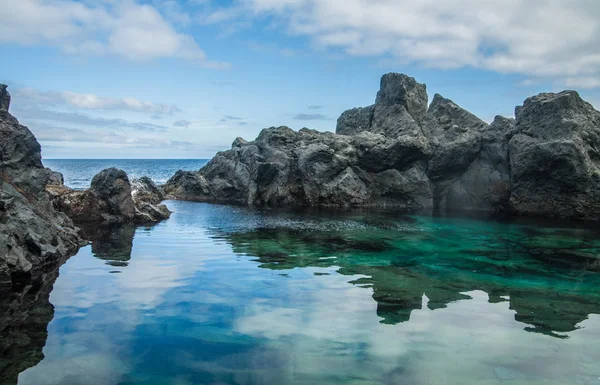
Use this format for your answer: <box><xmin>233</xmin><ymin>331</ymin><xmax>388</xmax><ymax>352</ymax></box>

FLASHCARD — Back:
<box><xmin>4</xmin><ymin>201</ymin><xmax>600</xmax><ymax>385</ymax></box>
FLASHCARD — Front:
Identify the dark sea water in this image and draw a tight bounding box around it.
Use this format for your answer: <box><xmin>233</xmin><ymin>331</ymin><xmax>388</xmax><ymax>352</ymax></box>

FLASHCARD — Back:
<box><xmin>3</xmin><ymin>200</ymin><xmax>600</xmax><ymax>385</ymax></box>
<box><xmin>43</xmin><ymin>159</ymin><xmax>209</xmax><ymax>189</ymax></box>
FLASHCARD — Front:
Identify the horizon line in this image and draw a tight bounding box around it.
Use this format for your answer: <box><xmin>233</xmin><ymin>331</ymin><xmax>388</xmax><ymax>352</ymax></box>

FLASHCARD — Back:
<box><xmin>44</xmin><ymin>158</ymin><xmax>212</xmax><ymax>160</ymax></box>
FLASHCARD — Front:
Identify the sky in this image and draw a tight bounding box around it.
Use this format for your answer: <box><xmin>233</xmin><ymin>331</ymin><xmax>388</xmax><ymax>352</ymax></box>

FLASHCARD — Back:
<box><xmin>2</xmin><ymin>0</ymin><xmax>600</xmax><ymax>159</ymax></box>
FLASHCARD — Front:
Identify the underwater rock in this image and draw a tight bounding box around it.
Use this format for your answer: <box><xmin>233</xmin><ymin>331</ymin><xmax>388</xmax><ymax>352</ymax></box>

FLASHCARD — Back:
<box><xmin>214</xmin><ymin>214</ymin><xmax>600</xmax><ymax>337</ymax></box>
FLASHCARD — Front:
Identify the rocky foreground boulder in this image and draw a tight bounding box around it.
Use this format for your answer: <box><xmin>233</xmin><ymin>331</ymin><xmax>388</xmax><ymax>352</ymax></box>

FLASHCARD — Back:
<box><xmin>509</xmin><ymin>91</ymin><xmax>600</xmax><ymax>219</ymax></box>
<box><xmin>0</xmin><ymin>86</ymin><xmax>81</xmax><ymax>286</ymax></box>
<box><xmin>132</xmin><ymin>176</ymin><xmax>165</xmax><ymax>205</ymax></box>
<box><xmin>1</xmin><ymin>83</ymin><xmax>171</xmax><ymax>286</ymax></box>
<box><xmin>48</xmin><ymin>169</ymin><xmax>171</xmax><ymax>225</ymax></box>
<box><xmin>165</xmin><ymin>73</ymin><xmax>600</xmax><ymax>221</ymax></box>
<box><xmin>130</xmin><ymin>176</ymin><xmax>171</xmax><ymax>222</ymax></box>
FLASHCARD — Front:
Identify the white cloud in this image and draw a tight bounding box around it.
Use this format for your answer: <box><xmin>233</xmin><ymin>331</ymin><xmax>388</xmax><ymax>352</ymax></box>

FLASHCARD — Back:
<box><xmin>15</xmin><ymin>87</ymin><xmax>180</xmax><ymax>114</ymax></box>
<box><xmin>198</xmin><ymin>6</ymin><xmax>245</xmax><ymax>25</ymax></box>
<box><xmin>564</xmin><ymin>77</ymin><xmax>600</xmax><ymax>90</ymax></box>
<box><xmin>30</xmin><ymin>124</ymin><xmax>196</xmax><ymax>150</ymax></box>
<box><xmin>0</xmin><ymin>0</ymin><xmax>229</xmax><ymax>68</ymax></box>
<box><xmin>236</xmin><ymin>0</ymin><xmax>600</xmax><ymax>87</ymax></box>
<box><xmin>24</xmin><ymin>111</ymin><xmax>167</xmax><ymax>130</ymax></box>
<box><xmin>236</xmin><ymin>276</ymin><xmax>600</xmax><ymax>383</ymax></box>
<box><xmin>154</xmin><ymin>0</ymin><xmax>193</xmax><ymax>27</ymax></box>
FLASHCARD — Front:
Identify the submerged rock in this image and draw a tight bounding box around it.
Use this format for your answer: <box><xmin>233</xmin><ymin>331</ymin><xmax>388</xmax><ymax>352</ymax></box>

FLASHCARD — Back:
<box><xmin>0</xmin><ymin>84</ymin><xmax>81</xmax><ymax>286</ymax></box>
<box><xmin>166</xmin><ymin>73</ymin><xmax>600</xmax><ymax>220</ymax></box>
<box><xmin>214</xmin><ymin>211</ymin><xmax>600</xmax><ymax>335</ymax></box>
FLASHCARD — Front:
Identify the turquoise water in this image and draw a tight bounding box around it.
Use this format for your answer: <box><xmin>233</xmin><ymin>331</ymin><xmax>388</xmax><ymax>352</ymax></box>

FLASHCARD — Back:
<box><xmin>5</xmin><ymin>201</ymin><xmax>600</xmax><ymax>385</ymax></box>
<box><xmin>43</xmin><ymin>159</ymin><xmax>209</xmax><ymax>189</ymax></box>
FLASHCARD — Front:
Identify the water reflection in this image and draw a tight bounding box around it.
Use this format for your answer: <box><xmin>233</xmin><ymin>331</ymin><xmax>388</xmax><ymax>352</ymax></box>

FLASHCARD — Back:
<box><xmin>4</xmin><ymin>201</ymin><xmax>600</xmax><ymax>384</ymax></box>
<box><xmin>0</xmin><ymin>266</ymin><xmax>60</xmax><ymax>385</ymax></box>
<box><xmin>79</xmin><ymin>223</ymin><xmax>137</xmax><ymax>267</ymax></box>
<box><xmin>214</xmin><ymin>217</ymin><xmax>600</xmax><ymax>338</ymax></box>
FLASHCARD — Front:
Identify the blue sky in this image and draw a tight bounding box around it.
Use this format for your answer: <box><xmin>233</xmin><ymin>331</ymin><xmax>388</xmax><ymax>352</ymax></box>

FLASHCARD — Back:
<box><xmin>2</xmin><ymin>0</ymin><xmax>600</xmax><ymax>159</ymax></box>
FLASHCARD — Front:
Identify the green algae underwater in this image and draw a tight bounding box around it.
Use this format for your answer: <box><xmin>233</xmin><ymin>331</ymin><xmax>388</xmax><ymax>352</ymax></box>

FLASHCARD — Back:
<box><xmin>4</xmin><ymin>201</ymin><xmax>600</xmax><ymax>385</ymax></box>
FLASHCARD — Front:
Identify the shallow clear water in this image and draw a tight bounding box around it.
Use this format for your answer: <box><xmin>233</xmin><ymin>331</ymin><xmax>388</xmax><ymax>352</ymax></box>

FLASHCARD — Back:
<box><xmin>43</xmin><ymin>159</ymin><xmax>209</xmax><ymax>189</ymax></box>
<box><xmin>5</xmin><ymin>201</ymin><xmax>600</xmax><ymax>385</ymax></box>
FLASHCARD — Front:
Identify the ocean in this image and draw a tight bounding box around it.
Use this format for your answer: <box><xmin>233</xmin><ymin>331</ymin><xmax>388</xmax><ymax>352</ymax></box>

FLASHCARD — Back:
<box><xmin>44</xmin><ymin>159</ymin><xmax>209</xmax><ymax>189</ymax></box>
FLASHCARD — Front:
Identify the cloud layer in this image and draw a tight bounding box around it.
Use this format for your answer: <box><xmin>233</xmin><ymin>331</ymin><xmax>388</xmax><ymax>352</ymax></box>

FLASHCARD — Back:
<box><xmin>16</xmin><ymin>88</ymin><xmax>180</xmax><ymax>115</ymax></box>
<box><xmin>234</xmin><ymin>0</ymin><xmax>600</xmax><ymax>87</ymax></box>
<box><xmin>0</xmin><ymin>0</ymin><xmax>228</xmax><ymax>68</ymax></box>
<box><xmin>293</xmin><ymin>113</ymin><xmax>329</xmax><ymax>121</ymax></box>
<box><xmin>13</xmin><ymin>105</ymin><xmax>170</xmax><ymax>132</ymax></box>
<box><xmin>5</xmin><ymin>0</ymin><xmax>599</xmax><ymax>86</ymax></box>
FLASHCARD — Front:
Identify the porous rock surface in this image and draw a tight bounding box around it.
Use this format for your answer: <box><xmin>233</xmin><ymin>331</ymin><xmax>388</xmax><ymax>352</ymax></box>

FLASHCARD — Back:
<box><xmin>131</xmin><ymin>176</ymin><xmax>171</xmax><ymax>223</ymax></box>
<box><xmin>49</xmin><ymin>169</ymin><xmax>171</xmax><ymax>225</ymax></box>
<box><xmin>165</xmin><ymin>73</ymin><xmax>600</xmax><ymax>220</ymax></box>
<box><xmin>0</xmin><ymin>85</ymin><xmax>81</xmax><ymax>286</ymax></box>
<box><xmin>1</xmin><ymin>81</ymin><xmax>172</xmax><ymax>286</ymax></box>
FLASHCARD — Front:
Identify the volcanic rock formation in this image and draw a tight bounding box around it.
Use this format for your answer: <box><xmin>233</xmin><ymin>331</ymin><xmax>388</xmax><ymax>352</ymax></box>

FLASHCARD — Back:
<box><xmin>48</xmin><ymin>169</ymin><xmax>171</xmax><ymax>225</ymax></box>
<box><xmin>0</xmin><ymin>83</ymin><xmax>171</xmax><ymax>287</ymax></box>
<box><xmin>0</xmin><ymin>85</ymin><xmax>81</xmax><ymax>286</ymax></box>
<box><xmin>164</xmin><ymin>73</ymin><xmax>600</xmax><ymax>220</ymax></box>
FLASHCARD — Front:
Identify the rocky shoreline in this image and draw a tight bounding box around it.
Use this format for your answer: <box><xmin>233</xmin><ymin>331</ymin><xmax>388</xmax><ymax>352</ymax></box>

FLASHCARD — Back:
<box><xmin>47</xmin><ymin>169</ymin><xmax>171</xmax><ymax>225</ymax></box>
<box><xmin>164</xmin><ymin>73</ymin><xmax>600</xmax><ymax>221</ymax></box>
<box><xmin>0</xmin><ymin>85</ymin><xmax>169</xmax><ymax>288</ymax></box>
<box><xmin>2</xmin><ymin>72</ymin><xmax>600</xmax><ymax>286</ymax></box>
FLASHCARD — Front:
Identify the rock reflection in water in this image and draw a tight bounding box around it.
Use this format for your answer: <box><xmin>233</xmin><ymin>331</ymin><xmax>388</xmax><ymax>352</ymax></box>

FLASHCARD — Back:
<box><xmin>213</xmin><ymin>213</ymin><xmax>600</xmax><ymax>338</ymax></box>
<box><xmin>79</xmin><ymin>223</ymin><xmax>137</xmax><ymax>267</ymax></box>
<box><xmin>0</xmin><ymin>268</ymin><xmax>60</xmax><ymax>385</ymax></box>
<box><xmin>0</xmin><ymin>224</ymin><xmax>140</xmax><ymax>384</ymax></box>
<box><xmin>3</xmin><ymin>202</ymin><xmax>600</xmax><ymax>385</ymax></box>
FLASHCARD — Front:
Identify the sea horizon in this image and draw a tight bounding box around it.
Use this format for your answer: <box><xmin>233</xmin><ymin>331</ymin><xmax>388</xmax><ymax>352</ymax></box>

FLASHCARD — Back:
<box><xmin>44</xmin><ymin>159</ymin><xmax>210</xmax><ymax>189</ymax></box>
<box><xmin>44</xmin><ymin>158</ymin><xmax>211</xmax><ymax>160</ymax></box>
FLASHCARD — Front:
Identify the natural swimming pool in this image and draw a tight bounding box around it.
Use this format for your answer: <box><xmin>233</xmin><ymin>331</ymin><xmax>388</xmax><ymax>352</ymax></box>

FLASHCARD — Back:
<box><xmin>4</xmin><ymin>200</ymin><xmax>600</xmax><ymax>385</ymax></box>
